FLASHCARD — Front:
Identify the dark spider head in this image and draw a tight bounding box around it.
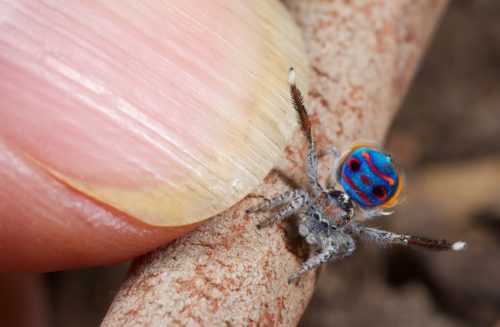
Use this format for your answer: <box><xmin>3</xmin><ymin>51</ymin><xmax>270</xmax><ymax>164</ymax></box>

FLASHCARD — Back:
<box><xmin>327</xmin><ymin>190</ymin><xmax>354</xmax><ymax>211</ymax></box>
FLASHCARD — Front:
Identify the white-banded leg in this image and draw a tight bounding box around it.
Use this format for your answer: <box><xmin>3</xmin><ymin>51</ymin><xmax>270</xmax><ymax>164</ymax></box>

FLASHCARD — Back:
<box><xmin>246</xmin><ymin>189</ymin><xmax>307</xmax><ymax>214</ymax></box>
<box><xmin>247</xmin><ymin>190</ymin><xmax>309</xmax><ymax>229</ymax></box>
<box><xmin>256</xmin><ymin>193</ymin><xmax>308</xmax><ymax>229</ymax></box>
<box><xmin>349</xmin><ymin>222</ymin><xmax>467</xmax><ymax>252</ymax></box>
<box><xmin>288</xmin><ymin>233</ymin><xmax>356</xmax><ymax>283</ymax></box>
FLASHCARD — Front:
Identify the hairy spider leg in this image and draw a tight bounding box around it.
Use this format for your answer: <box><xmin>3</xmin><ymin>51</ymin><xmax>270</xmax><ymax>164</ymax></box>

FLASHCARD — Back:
<box><xmin>316</xmin><ymin>147</ymin><xmax>342</xmax><ymax>188</ymax></box>
<box><xmin>246</xmin><ymin>189</ymin><xmax>306</xmax><ymax>214</ymax></box>
<box><xmin>288</xmin><ymin>68</ymin><xmax>322</xmax><ymax>195</ymax></box>
<box><xmin>321</xmin><ymin>147</ymin><xmax>341</xmax><ymax>158</ymax></box>
<box><xmin>287</xmin><ymin>233</ymin><xmax>356</xmax><ymax>284</ymax></box>
<box><xmin>247</xmin><ymin>189</ymin><xmax>309</xmax><ymax>229</ymax></box>
<box><xmin>349</xmin><ymin>222</ymin><xmax>467</xmax><ymax>252</ymax></box>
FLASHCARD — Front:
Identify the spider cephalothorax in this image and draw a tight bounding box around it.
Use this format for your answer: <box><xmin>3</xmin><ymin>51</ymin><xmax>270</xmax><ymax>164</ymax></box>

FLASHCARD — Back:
<box><xmin>247</xmin><ymin>68</ymin><xmax>467</xmax><ymax>283</ymax></box>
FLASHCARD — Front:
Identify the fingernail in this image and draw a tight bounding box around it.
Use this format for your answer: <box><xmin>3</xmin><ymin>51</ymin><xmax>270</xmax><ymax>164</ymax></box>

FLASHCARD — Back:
<box><xmin>0</xmin><ymin>1</ymin><xmax>308</xmax><ymax>226</ymax></box>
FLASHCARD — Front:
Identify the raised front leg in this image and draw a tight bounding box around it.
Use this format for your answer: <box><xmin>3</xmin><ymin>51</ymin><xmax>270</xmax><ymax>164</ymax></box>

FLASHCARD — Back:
<box><xmin>349</xmin><ymin>222</ymin><xmax>467</xmax><ymax>252</ymax></box>
<box><xmin>288</xmin><ymin>68</ymin><xmax>322</xmax><ymax>195</ymax></box>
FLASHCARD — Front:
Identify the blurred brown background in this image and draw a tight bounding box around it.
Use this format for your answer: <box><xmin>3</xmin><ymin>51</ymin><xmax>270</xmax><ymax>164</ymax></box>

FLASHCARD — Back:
<box><xmin>42</xmin><ymin>1</ymin><xmax>499</xmax><ymax>326</ymax></box>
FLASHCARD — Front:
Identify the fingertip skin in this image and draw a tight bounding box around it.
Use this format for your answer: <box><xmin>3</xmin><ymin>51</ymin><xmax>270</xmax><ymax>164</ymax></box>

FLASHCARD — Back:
<box><xmin>0</xmin><ymin>140</ymin><xmax>201</xmax><ymax>272</ymax></box>
<box><xmin>0</xmin><ymin>0</ymin><xmax>308</xmax><ymax>227</ymax></box>
<box><xmin>0</xmin><ymin>0</ymin><xmax>307</xmax><ymax>271</ymax></box>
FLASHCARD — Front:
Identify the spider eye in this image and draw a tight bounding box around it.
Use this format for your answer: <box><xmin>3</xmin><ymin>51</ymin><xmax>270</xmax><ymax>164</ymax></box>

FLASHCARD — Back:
<box><xmin>372</xmin><ymin>186</ymin><xmax>386</xmax><ymax>200</ymax></box>
<box><xmin>348</xmin><ymin>158</ymin><xmax>361</xmax><ymax>172</ymax></box>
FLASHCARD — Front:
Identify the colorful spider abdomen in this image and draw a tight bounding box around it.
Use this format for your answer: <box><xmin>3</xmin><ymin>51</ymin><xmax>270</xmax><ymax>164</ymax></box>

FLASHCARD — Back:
<box><xmin>337</xmin><ymin>144</ymin><xmax>403</xmax><ymax>208</ymax></box>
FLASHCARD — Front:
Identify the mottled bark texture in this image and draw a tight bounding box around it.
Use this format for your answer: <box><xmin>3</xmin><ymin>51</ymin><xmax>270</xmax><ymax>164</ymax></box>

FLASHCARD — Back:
<box><xmin>103</xmin><ymin>0</ymin><xmax>447</xmax><ymax>326</ymax></box>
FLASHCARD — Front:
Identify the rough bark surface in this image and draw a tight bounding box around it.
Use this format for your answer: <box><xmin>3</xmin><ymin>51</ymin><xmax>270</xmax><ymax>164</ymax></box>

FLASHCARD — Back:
<box><xmin>103</xmin><ymin>1</ymin><xmax>447</xmax><ymax>326</ymax></box>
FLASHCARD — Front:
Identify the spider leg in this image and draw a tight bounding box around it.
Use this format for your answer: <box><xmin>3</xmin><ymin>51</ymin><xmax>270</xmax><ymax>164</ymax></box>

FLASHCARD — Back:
<box><xmin>250</xmin><ymin>190</ymin><xmax>308</xmax><ymax>229</ymax></box>
<box><xmin>297</xmin><ymin>213</ymin><xmax>326</xmax><ymax>247</ymax></box>
<box><xmin>349</xmin><ymin>222</ymin><xmax>467</xmax><ymax>252</ymax></box>
<box><xmin>325</xmin><ymin>147</ymin><xmax>342</xmax><ymax>187</ymax></box>
<box><xmin>288</xmin><ymin>68</ymin><xmax>322</xmax><ymax>195</ymax></box>
<box><xmin>288</xmin><ymin>233</ymin><xmax>356</xmax><ymax>283</ymax></box>
<box><xmin>246</xmin><ymin>189</ymin><xmax>306</xmax><ymax>214</ymax></box>
<box><xmin>319</xmin><ymin>147</ymin><xmax>341</xmax><ymax>159</ymax></box>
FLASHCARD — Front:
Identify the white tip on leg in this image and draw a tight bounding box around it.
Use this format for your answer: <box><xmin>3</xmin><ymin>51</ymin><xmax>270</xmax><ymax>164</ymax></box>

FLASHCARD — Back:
<box><xmin>288</xmin><ymin>67</ymin><xmax>296</xmax><ymax>86</ymax></box>
<box><xmin>452</xmin><ymin>241</ymin><xmax>467</xmax><ymax>251</ymax></box>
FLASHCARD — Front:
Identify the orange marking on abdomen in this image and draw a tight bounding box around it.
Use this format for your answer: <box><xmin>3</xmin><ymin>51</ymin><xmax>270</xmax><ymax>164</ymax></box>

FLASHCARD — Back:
<box><xmin>362</xmin><ymin>151</ymin><xmax>395</xmax><ymax>185</ymax></box>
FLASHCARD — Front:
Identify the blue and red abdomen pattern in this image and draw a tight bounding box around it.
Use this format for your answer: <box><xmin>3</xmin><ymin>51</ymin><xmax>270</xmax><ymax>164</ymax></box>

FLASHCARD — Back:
<box><xmin>339</xmin><ymin>147</ymin><xmax>401</xmax><ymax>208</ymax></box>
